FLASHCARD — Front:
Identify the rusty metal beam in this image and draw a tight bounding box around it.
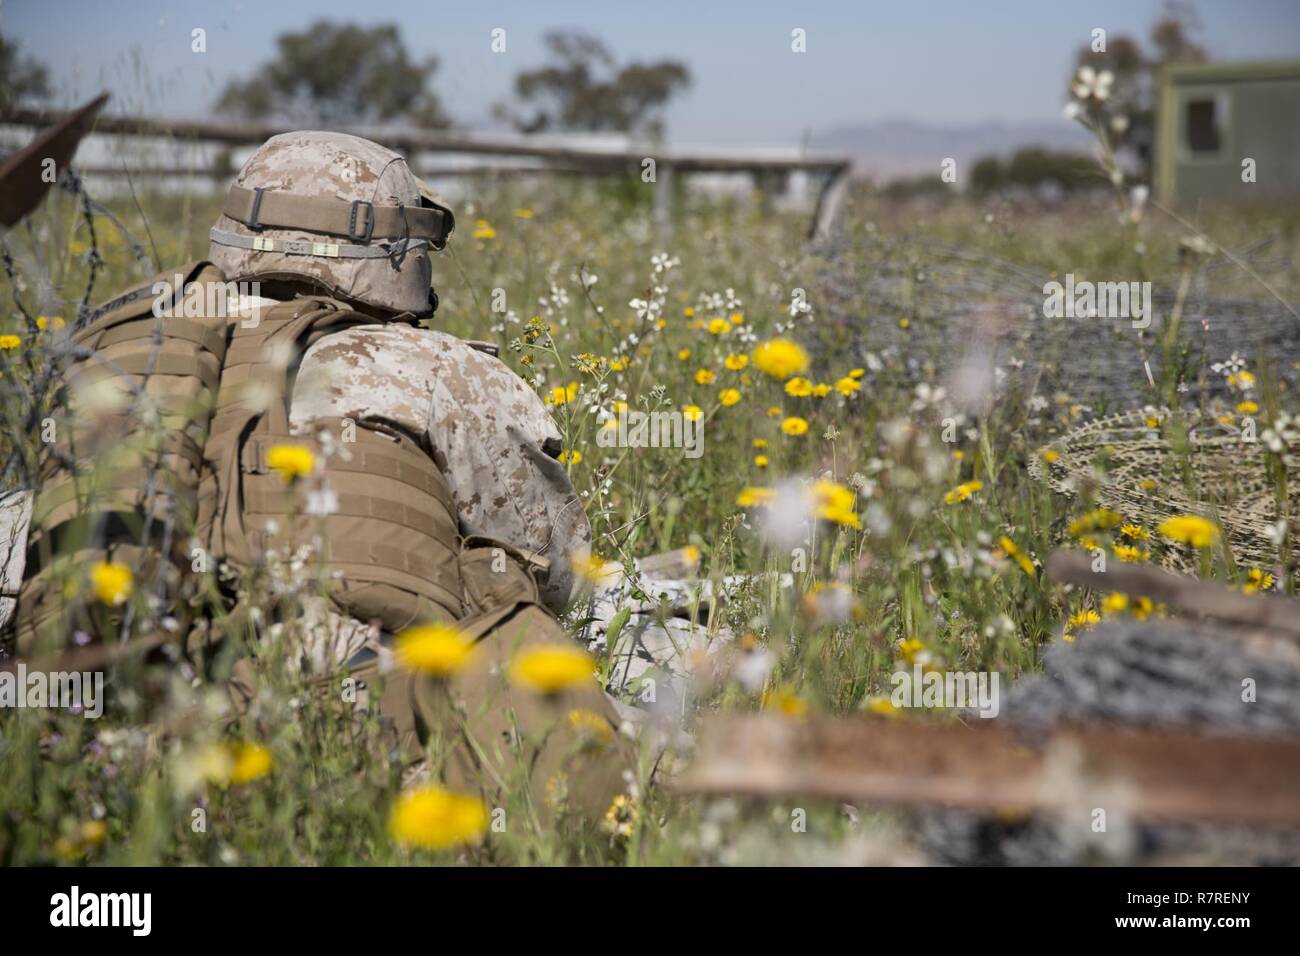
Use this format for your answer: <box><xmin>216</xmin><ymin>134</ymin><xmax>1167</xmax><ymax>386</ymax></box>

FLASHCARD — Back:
<box><xmin>675</xmin><ymin>715</ymin><xmax>1300</xmax><ymax>827</ymax></box>
<box><xmin>1046</xmin><ymin>549</ymin><xmax>1300</xmax><ymax>638</ymax></box>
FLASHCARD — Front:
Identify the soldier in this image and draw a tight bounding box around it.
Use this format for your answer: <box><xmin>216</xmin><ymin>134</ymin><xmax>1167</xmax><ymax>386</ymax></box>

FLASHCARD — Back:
<box><xmin>5</xmin><ymin>131</ymin><xmax>629</xmax><ymax>818</ymax></box>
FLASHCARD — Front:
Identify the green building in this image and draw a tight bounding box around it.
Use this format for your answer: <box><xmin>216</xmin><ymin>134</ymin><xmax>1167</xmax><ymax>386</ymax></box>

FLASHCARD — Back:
<box><xmin>1156</xmin><ymin>59</ymin><xmax>1300</xmax><ymax>207</ymax></box>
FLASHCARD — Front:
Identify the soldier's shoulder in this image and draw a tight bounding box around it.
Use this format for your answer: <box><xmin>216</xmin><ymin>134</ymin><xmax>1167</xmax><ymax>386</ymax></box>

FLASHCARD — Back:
<box><xmin>85</xmin><ymin>261</ymin><xmax>226</xmax><ymax>327</ymax></box>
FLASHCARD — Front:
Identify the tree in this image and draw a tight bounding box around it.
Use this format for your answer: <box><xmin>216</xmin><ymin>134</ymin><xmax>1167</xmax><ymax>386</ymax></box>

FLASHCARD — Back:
<box><xmin>216</xmin><ymin>22</ymin><xmax>450</xmax><ymax>128</ymax></box>
<box><xmin>0</xmin><ymin>32</ymin><xmax>50</xmax><ymax>111</ymax></box>
<box><xmin>1067</xmin><ymin>1</ymin><xmax>1208</xmax><ymax>174</ymax></box>
<box><xmin>496</xmin><ymin>31</ymin><xmax>690</xmax><ymax>137</ymax></box>
<box><xmin>969</xmin><ymin>149</ymin><xmax>1098</xmax><ymax>195</ymax></box>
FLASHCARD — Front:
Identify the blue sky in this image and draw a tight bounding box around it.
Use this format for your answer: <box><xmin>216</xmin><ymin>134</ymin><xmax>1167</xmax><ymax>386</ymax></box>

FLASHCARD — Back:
<box><xmin>4</xmin><ymin>0</ymin><xmax>1299</xmax><ymax>144</ymax></box>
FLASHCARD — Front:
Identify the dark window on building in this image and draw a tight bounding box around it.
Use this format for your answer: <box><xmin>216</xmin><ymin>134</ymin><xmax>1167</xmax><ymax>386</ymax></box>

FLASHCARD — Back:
<box><xmin>1185</xmin><ymin>98</ymin><xmax>1221</xmax><ymax>153</ymax></box>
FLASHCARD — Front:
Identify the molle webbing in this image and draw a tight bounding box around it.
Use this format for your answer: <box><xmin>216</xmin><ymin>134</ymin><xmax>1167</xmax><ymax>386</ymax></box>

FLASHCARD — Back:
<box><xmin>202</xmin><ymin>296</ymin><xmax>464</xmax><ymax>632</ymax></box>
<box><xmin>14</xmin><ymin>261</ymin><xmax>230</xmax><ymax>655</ymax></box>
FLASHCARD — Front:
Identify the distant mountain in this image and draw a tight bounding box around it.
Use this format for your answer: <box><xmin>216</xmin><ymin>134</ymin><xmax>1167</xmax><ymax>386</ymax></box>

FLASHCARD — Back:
<box><xmin>809</xmin><ymin>118</ymin><xmax>1094</xmax><ymax>182</ymax></box>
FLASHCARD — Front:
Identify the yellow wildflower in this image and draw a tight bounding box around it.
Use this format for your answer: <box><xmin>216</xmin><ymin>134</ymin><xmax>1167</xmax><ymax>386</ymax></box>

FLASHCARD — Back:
<box><xmin>781</xmin><ymin>416</ymin><xmax>809</xmax><ymax>436</ymax></box>
<box><xmin>865</xmin><ymin>696</ymin><xmax>900</xmax><ymax>718</ymax></box>
<box><xmin>1243</xmin><ymin>568</ymin><xmax>1275</xmax><ymax>594</ymax></box>
<box><xmin>508</xmin><ymin>645</ymin><xmax>596</xmax><ymax>694</ymax></box>
<box><xmin>567</xmin><ymin>708</ymin><xmax>614</xmax><ymax>743</ymax></box>
<box><xmin>834</xmin><ymin>376</ymin><xmax>861</xmax><ymax>395</ymax></box>
<box><xmin>943</xmin><ymin>479</ymin><xmax>984</xmax><ymax>504</ymax></box>
<box><xmin>752</xmin><ymin>338</ymin><xmax>810</xmax><ymax>380</ymax></box>
<box><xmin>1158</xmin><ymin>514</ymin><xmax>1219</xmax><ymax>549</ymax></box>
<box><xmin>736</xmin><ymin>486</ymin><xmax>776</xmax><ymax>508</ymax></box>
<box><xmin>707</xmin><ymin>318</ymin><xmax>730</xmax><ymax>335</ymax></box>
<box><xmin>89</xmin><ymin>562</ymin><xmax>133</xmax><ymax>606</ymax></box>
<box><xmin>559</xmin><ymin>449</ymin><xmax>583</xmax><ymax>464</ymax></box>
<box><xmin>754</xmin><ymin>454</ymin><xmax>768</xmax><ymax>468</ymax></box>
<box><xmin>602</xmin><ymin>793</ymin><xmax>640</xmax><ymax>839</ymax></box>
<box><xmin>228</xmin><ymin>742</ymin><xmax>273</xmax><ymax>784</ymax></box>
<box><xmin>1113</xmin><ymin>544</ymin><xmax>1149</xmax><ymax>563</ymax></box>
<box><xmin>0</xmin><ymin>334</ymin><xmax>22</xmax><ymax>350</ymax></box>
<box><xmin>810</xmin><ymin>479</ymin><xmax>860</xmax><ymax>528</ymax></box>
<box><xmin>394</xmin><ymin>623</ymin><xmax>475</xmax><ymax>677</ymax></box>
<box><xmin>695</xmin><ymin>368</ymin><xmax>716</xmax><ymax>385</ymax></box>
<box><xmin>389</xmin><ymin>785</ymin><xmax>489</xmax><ymax>851</ymax></box>
<box><xmin>572</xmin><ymin>550</ymin><xmax>621</xmax><ymax>585</ymax></box>
<box><xmin>719</xmin><ymin>388</ymin><xmax>741</xmax><ymax>406</ymax></box>
<box><xmin>1069</xmin><ymin>609</ymin><xmax>1101</xmax><ymax>631</ymax></box>
<box><xmin>266</xmin><ymin>443</ymin><xmax>316</xmax><ymax>482</ymax></box>
<box><xmin>545</xmin><ymin>382</ymin><xmax>580</xmax><ymax>406</ymax></box>
<box><xmin>784</xmin><ymin>376</ymin><xmax>813</xmax><ymax>397</ymax></box>
<box><xmin>762</xmin><ymin>688</ymin><xmax>809</xmax><ymax>718</ymax></box>
<box><xmin>682</xmin><ymin>404</ymin><xmax>703</xmax><ymax>422</ymax></box>
<box><xmin>1067</xmin><ymin>508</ymin><xmax>1122</xmax><ymax>537</ymax></box>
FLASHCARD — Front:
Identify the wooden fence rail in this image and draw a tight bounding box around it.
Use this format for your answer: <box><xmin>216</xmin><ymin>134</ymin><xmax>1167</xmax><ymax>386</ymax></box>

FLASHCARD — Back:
<box><xmin>0</xmin><ymin>107</ymin><xmax>852</xmax><ymax>240</ymax></box>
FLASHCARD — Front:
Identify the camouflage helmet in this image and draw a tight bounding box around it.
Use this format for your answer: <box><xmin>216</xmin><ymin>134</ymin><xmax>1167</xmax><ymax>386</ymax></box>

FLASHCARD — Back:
<box><xmin>208</xmin><ymin>130</ymin><xmax>454</xmax><ymax>315</ymax></box>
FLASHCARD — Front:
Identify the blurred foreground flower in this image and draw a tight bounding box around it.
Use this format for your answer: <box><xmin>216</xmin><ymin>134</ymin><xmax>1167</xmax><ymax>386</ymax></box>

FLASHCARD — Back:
<box><xmin>567</xmin><ymin>707</ymin><xmax>614</xmax><ymax>744</ymax></box>
<box><xmin>89</xmin><ymin>562</ymin><xmax>133</xmax><ymax>606</ymax></box>
<box><xmin>389</xmin><ymin>785</ymin><xmax>489</xmax><ymax>851</ymax></box>
<box><xmin>943</xmin><ymin>479</ymin><xmax>983</xmax><ymax>504</ymax></box>
<box><xmin>394</xmin><ymin>623</ymin><xmax>475</xmax><ymax>677</ymax></box>
<box><xmin>53</xmin><ymin>820</ymin><xmax>109</xmax><ymax>861</ymax></box>
<box><xmin>227</xmin><ymin>742</ymin><xmax>273</xmax><ymax>784</ymax></box>
<box><xmin>508</xmin><ymin>645</ymin><xmax>596</xmax><ymax>694</ymax></box>
<box><xmin>762</xmin><ymin>687</ymin><xmax>809</xmax><ymax>718</ymax></box>
<box><xmin>602</xmin><ymin>794</ymin><xmax>640</xmax><ymax>839</ymax></box>
<box><xmin>809</xmin><ymin>479</ymin><xmax>860</xmax><ymax>528</ymax></box>
<box><xmin>572</xmin><ymin>549</ymin><xmax>622</xmax><ymax>586</ymax></box>
<box><xmin>266</xmin><ymin>443</ymin><xmax>315</xmax><ymax>482</ymax></box>
<box><xmin>752</xmin><ymin>337</ymin><xmax>809</xmax><ymax>379</ymax></box>
<box><xmin>1158</xmin><ymin>514</ymin><xmax>1219</xmax><ymax>549</ymax></box>
<box><xmin>177</xmin><ymin>740</ymin><xmax>273</xmax><ymax>792</ymax></box>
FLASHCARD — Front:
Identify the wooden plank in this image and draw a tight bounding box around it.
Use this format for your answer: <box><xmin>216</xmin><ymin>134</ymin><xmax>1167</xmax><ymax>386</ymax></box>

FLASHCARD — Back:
<box><xmin>809</xmin><ymin>164</ymin><xmax>852</xmax><ymax>241</ymax></box>
<box><xmin>675</xmin><ymin>715</ymin><xmax>1300</xmax><ymax>827</ymax></box>
<box><xmin>1045</xmin><ymin>549</ymin><xmax>1300</xmax><ymax>638</ymax></box>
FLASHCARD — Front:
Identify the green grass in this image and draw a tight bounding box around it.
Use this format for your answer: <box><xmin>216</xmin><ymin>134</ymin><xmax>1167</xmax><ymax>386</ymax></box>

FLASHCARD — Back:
<box><xmin>1</xmin><ymin>171</ymin><xmax>1297</xmax><ymax>865</ymax></box>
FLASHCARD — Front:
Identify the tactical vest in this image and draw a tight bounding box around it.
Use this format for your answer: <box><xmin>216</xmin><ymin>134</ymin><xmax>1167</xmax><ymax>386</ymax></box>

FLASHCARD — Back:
<box><xmin>15</xmin><ymin>262</ymin><xmax>464</xmax><ymax>657</ymax></box>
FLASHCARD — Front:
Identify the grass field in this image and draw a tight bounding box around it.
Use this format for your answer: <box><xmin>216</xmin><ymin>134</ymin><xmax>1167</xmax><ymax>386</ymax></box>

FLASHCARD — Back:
<box><xmin>2</xmin><ymin>163</ymin><xmax>1298</xmax><ymax>865</ymax></box>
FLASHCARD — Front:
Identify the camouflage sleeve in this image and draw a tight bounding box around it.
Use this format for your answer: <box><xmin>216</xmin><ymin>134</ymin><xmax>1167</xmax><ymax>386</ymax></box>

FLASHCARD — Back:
<box><xmin>420</xmin><ymin>331</ymin><xmax>590</xmax><ymax>611</ymax></box>
<box><xmin>292</xmin><ymin>324</ymin><xmax>590</xmax><ymax>611</ymax></box>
